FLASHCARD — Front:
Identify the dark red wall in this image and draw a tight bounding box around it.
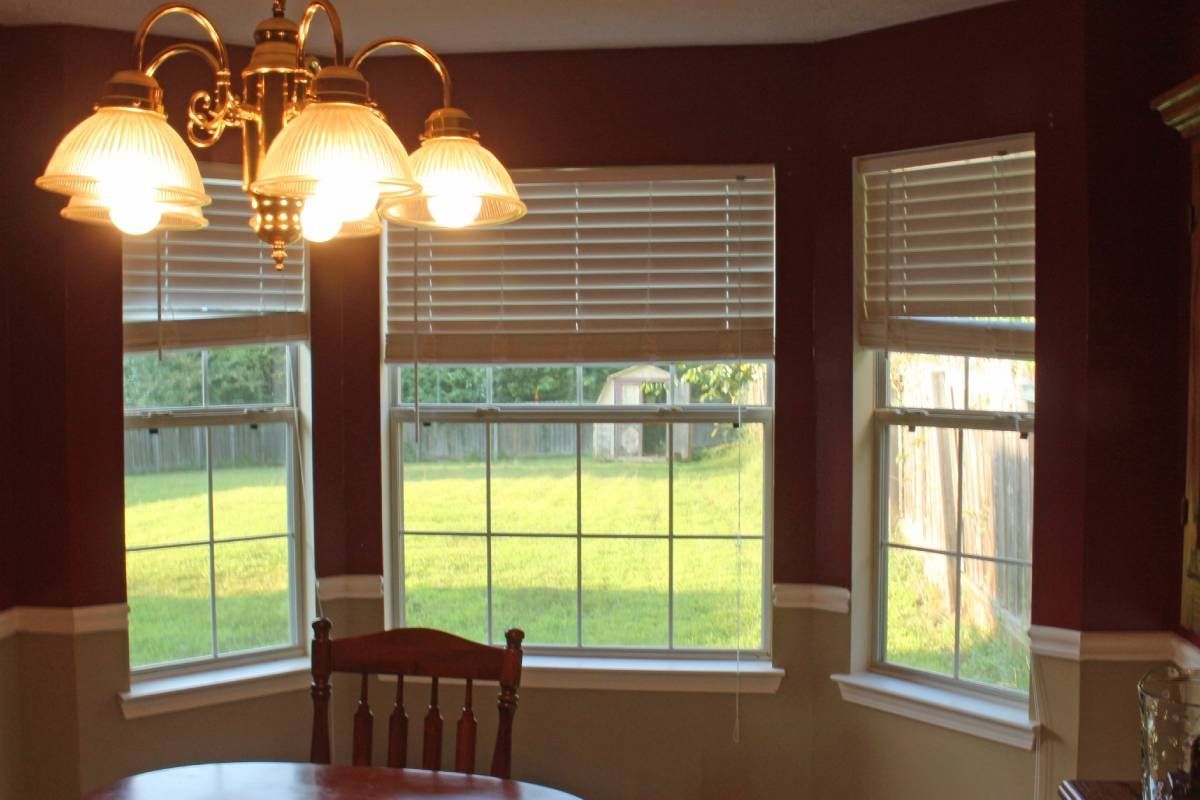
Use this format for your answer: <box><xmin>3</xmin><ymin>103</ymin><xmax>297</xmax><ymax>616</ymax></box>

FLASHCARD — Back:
<box><xmin>0</xmin><ymin>0</ymin><xmax>1191</xmax><ymax>629</ymax></box>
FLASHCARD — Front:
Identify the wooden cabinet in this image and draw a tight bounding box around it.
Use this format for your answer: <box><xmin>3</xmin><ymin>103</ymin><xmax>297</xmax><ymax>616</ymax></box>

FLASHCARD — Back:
<box><xmin>1154</xmin><ymin>76</ymin><xmax>1200</xmax><ymax>632</ymax></box>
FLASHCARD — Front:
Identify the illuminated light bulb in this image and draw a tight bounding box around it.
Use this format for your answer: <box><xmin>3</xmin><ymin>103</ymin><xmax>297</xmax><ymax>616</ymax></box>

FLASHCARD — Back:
<box><xmin>301</xmin><ymin>196</ymin><xmax>342</xmax><ymax>243</ymax></box>
<box><xmin>99</xmin><ymin>179</ymin><xmax>162</xmax><ymax>235</ymax></box>
<box><xmin>316</xmin><ymin>175</ymin><xmax>379</xmax><ymax>222</ymax></box>
<box><xmin>427</xmin><ymin>192</ymin><xmax>483</xmax><ymax>228</ymax></box>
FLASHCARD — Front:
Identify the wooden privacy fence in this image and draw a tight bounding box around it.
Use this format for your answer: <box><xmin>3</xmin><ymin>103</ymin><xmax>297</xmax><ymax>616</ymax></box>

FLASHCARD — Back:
<box><xmin>887</xmin><ymin>423</ymin><xmax>1033</xmax><ymax>628</ymax></box>
<box><xmin>401</xmin><ymin>420</ymin><xmax>733</xmax><ymax>462</ymax></box>
<box><xmin>124</xmin><ymin>424</ymin><xmax>289</xmax><ymax>473</ymax></box>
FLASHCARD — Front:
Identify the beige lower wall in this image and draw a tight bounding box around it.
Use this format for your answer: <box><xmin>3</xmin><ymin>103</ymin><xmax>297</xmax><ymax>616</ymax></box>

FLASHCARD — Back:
<box><xmin>0</xmin><ymin>635</ymin><xmax>22</xmax><ymax>799</ymax></box>
<box><xmin>1</xmin><ymin>604</ymin><xmax>1165</xmax><ymax>800</ymax></box>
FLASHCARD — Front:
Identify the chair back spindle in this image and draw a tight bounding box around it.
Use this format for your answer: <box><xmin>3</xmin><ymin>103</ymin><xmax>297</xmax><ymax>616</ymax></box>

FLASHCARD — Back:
<box><xmin>456</xmin><ymin>679</ymin><xmax>477</xmax><ymax>773</ymax></box>
<box><xmin>387</xmin><ymin>677</ymin><xmax>407</xmax><ymax>768</ymax></box>
<box><xmin>352</xmin><ymin>673</ymin><xmax>373</xmax><ymax>766</ymax></box>
<box><xmin>423</xmin><ymin>677</ymin><xmax>443</xmax><ymax>770</ymax></box>
<box><xmin>309</xmin><ymin>620</ymin><xmax>524</xmax><ymax>778</ymax></box>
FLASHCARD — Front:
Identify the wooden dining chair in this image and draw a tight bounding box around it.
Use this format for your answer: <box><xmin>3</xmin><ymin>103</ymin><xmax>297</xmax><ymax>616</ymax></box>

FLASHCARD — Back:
<box><xmin>309</xmin><ymin>618</ymin><xmax>525</xmax><ymax>778</ymax></box>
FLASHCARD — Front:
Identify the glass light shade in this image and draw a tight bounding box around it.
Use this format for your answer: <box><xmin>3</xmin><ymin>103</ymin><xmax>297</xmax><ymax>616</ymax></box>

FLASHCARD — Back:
<box><xmin>250</xmin><ymin>102</ymin><xmax>419</xmax><ymax>200</ymax></box>
<box><xmin>379</xmin><ymin>136</ymin><xmax>526</xmax><ymax>229</ymax></box>
<box><xmin>37</xmin><ymin>106</ymin><xmax>209</xmax><ymax>207</ymax></box>
<box><xmin>61</xmin><ymin>195</ymin><xmax>208</xmax><ymax>232</ymax></box>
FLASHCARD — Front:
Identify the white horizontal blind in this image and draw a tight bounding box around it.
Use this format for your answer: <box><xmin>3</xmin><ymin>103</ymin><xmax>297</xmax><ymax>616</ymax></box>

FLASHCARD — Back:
<box><xmin>857</xmin><ymin>135</ymin><xmax>1035</xmax><ymax>358</ymax></box>
<box><xmin>385</xmin><ymin>165</ymin><xmax>775</xmax><ymax>363</ymax></box>
<box><xmin>122</xmin><ymin>168</ymin><xmax>307</xmax><ymax>352</ymax></box>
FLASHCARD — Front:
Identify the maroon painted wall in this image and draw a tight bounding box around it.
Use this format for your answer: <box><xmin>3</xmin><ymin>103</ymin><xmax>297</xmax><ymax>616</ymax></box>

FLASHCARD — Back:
<box><xmin>0</xmin><ymin>0</ymin><xmax>1190</xmax><ymax>630</ymax></box>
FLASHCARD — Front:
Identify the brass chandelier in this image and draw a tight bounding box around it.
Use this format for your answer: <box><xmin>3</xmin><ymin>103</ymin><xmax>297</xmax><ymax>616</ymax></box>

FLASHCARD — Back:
<box><xmin>36</xmin><ymin>0</ymin><xmax>526</xmax><ymax>269</ymax></box>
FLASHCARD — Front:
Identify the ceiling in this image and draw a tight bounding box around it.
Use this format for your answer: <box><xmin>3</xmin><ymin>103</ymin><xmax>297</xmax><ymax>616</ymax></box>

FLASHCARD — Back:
<box><xmin>0</xmin><ymin>0</ymin><xmax>1009</xmax><ymax>54</ymax></box>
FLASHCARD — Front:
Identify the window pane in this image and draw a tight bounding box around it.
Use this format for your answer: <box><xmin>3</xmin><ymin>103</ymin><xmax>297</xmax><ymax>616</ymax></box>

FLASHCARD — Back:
<box><xmin>885</xmin><ymin>424</ymin><xmax>959</xmax><ymax>551</ymax></box>
<box><xmin>211</xmin><ymin>424</ymin><xmax>290</xmax><ymax>540</ymax></box>
<box><xmin>581</xmin><ymin>423</ymin><xmax>667</xmax><ymax>534</ymax></box>
<box><xmin>123</xmin><ymin>350</ymin><xmax>202</xmax><ymax>409</ymax></box>
<box><xmin>492</xmin><ymin>537</ymin><xmax>576</xmax><ymax>646</ymax></box>
<box><xmin>205</xmin><ymin>344</ymin><xmax>289</xmax><ymax>406</ymax></box>
<box><xmin>887</xmin><ymin>352</ymin><xmax>966</xmax><ymax>409</ymax></box>
<box><xmin>674</xmin><ymin>423</ymin><xmax>763</xmax><ymax>536</ymax></box>
<box><xmin>403</xmin><ymin>534</ymin><xmax>488</xmax><ymax>642</ymax></box>
<box><xmin>215</xmin><ymin>537</ymin><xmax>292</xmax><ymax>655</ymax></box>
<box><xmin>883</xmin><ymin>547</ymin><xmax>956</xmax><ymax>678</ymax></box>
<box><xmin>127</xmin><ymin>545</ymin><xmax>212</xmax><ymax>667</ymax></box>
<box><xmin>959</xmin><ymin>558</ymin><xmax>1031</xmax><ymax>691</ymax></box>
<box><xmin>582</xmin><ymin>364</ymin><xmax>670</xmax><ymax>405</ymax></box>
<box><xmin>674</xmin><ymin>362</ymin><xmax>770</xmax><ymax>405</ymax></box>
<box><xmin>582</xmin><ymin>539</ymin><xmax>668</xmax><ymax>647</ymax></box>
<box><xmin>491</xmin><ymin>424</ymin><xmax>576</xmax><ymax>534</ymax></box>
<box><xmin>967</xmin><ymin>357</ymin><xmax>1035</xmax><ymax>413</ymax></box>
<box><xmin>493</xmin><ymin>366</ymin><xmax>576</xmax><ymax>403</ymax></box>
<box><xmin>673</xmin><ymin>539</ymin><xmax>762</xmax><ymax>649</ymax></box>
<box><xmin>960</xmin><ymin>429</ymin><xmax>1032</xmax><ymax>561</ymax></box>
<box><xmin>397</xmin><ymin>366</ymin><xmax>487</xmax><ymax>404</ymax></box>
<box><xmin>402</xmin><ymin>423</ymin><xmax>486</xmax><ymax>533</ymax></box>
<box><xmin>124</xmin><ymin>429</ymin><xmax>209</xmax><ymax>549</ymax></box>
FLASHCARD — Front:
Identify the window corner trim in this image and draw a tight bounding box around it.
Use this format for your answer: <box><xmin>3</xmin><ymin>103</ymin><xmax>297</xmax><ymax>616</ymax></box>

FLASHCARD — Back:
<box><xmin>830</xmin><ymin>671</ymin><xmax>1037</xmax><ymax>750</ymax></box>
<box><xmin>120</xmin><ymin>655</ymin><xmax>311</xmax><ymax>720</ymax></box>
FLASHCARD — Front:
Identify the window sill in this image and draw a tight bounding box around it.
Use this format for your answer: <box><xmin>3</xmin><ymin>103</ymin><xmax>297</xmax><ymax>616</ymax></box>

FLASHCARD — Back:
<box><xmin>522</xmin><ymin>655</ymin><xmax>784</xmax><ymax>694</ymax></box>
<box><xmin>383</xmin><ymin>656</ymin><xmax>785</xmax><ymax>694</ymax></box>
<box><xmin>120</xmin><ymin>656</ymin><xmax>311</xmax><ymax>720</ymax></box>
<box><xmin>119</xmin><ymin>654</ymin><xmax>783</xmax><ymax>720</ymax></box>
<box><xmin>830</xmin><ymin>671</ymin><xmax>1037</xmax><ymax>750</ymax></box>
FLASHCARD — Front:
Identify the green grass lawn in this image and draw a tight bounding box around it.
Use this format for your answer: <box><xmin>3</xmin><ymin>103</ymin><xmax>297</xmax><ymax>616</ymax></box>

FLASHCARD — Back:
<box><xmin>125</xmin><ymin>436</ymin><xmax>1029</xmax><ymax>691</ymax></box>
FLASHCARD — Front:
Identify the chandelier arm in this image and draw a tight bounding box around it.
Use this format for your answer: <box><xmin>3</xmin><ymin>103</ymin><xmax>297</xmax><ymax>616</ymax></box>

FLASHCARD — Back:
<box><xmin>297</xmin><ymin>1</ymin><xmax>345</xmax><ymax>66</ymax></box>
<box><xmin>144</xmin><ymin>42</ymin><xmax>222</xmax><ymax>77</ymax></box>
<box><xmin>133</xmin><ymin>4</ymin><xmax>229</xmax><ymax>73</ymax></box>
<box><xmin>349</xmin><ymin>38</ymin><xmax>452</xmax><ymax>108</ymax></box>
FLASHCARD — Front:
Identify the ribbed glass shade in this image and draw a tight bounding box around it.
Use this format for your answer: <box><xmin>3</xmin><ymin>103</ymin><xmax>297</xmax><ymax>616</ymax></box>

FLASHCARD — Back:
<box><xmin>37</xmin><ymin>106</ymin><xmax>208</xmax><ymax>207</ymax></box>
<box><xmin>379</xmin><ymin>136</ymin><xmax>526</xmax><ymax>229</ymax></box>
<box><xmin>251</xmin><ymin>102</ymin><xmax>418</xmax><ymax>199</ymax></box>
<box><xmin>61</xmin><ymin>195</ymin><xmax>208</xmax><ymax>231</ymax></box>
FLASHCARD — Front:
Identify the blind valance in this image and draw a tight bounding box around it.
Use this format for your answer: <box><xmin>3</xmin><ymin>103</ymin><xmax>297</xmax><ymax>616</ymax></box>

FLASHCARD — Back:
<box><xmin>122</xmin><ymin>165</ymin><xmax>307</xmax><ymax>352</ymax></box>
<box><xmin>385</xmin><ymin>165</ymin><xmax>775</xmax><ymax>364</ymax></box>
<box><xmin>857</xmin><ymin>135</ymin><xmax>1035</xmax><ymax>359</ymax></box>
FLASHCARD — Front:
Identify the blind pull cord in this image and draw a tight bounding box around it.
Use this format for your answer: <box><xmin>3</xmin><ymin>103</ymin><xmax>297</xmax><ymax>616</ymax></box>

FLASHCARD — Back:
<box><xmin>733</xmin><ymin>175</ymin><xmax>746</xmax><ymax>746</ymax></box>
<box><xmin>155</xmin><ymin>229</ymin><xmax>164</xmax><ymax>361</ymax></box>
<box><xmin>412</xmin><ymin>226</ymin><xmax>420</xmax><ymax>443</ymax></box>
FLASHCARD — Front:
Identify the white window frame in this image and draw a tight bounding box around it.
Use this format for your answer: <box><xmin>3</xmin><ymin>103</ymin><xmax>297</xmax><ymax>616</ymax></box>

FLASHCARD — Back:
<box><xmin>122</xmin><ymin>346</ymin><xmax>310</xmax><ymax>681</ymax></box>
<box><xmin>385</xmin><ymin>363</ymin><xmax>775</xmax><ymax>660</ymax></box>
<box><xmin>869</xmin><ymin>351</ymin><xmax>1034</xmax><ymax>701</ymax></box>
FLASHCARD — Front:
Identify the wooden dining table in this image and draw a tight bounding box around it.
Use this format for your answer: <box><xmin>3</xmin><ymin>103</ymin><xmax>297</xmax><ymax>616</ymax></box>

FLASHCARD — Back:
<box><xmin>83</xmin><ymin>762</ymin><xmax>582</xmax><ymax>799</ymax></box>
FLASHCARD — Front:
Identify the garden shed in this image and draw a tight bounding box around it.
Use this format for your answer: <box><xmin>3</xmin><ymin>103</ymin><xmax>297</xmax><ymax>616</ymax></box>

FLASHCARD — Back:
<box><xmin>591</xmin><ymin>365</ymin><xmax>690</xmax><ymax>460</ymax></box>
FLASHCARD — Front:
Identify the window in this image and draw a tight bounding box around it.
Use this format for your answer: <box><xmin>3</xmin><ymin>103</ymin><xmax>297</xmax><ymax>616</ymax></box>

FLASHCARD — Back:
<box><xmin>856</xmin><ymin>136</ymin><xmax>1035</xmax><ymax>694</ymax></box>
<box><xmin>389</xmin><ymin>363</ymin><xmax>770</xmax><ymax>651</ymax></box>
<box><xmin>122</xmin><ymin>164</ymin><xmax>308</xmax><ymax>672</ymax></box>
<box><xmin>385</xmin><ymin>165</ymin><xmax>775</xmax><ymax>654</ymax></box>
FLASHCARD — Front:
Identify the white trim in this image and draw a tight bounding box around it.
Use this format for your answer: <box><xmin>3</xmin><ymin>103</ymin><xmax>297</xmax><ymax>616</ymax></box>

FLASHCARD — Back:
<box><xmin>1027</xmin><ymin>626</ymin><xmax>1082</xmax><ymax>660</ymax></box>
<box><xmin>380</xmin><ymin>656</ymin><xmax>784</xmax><ymax>694</ymax></box>
<box><xmin>1030</xmin><ymin>625</ymin><xmax>1179</xmax><ymax>663</ymax></box>
<box><xmin>0</xmin><ymin>608</ymin><xmax>17</xmax><ymax>641</ymax></box>
<box><xmin>0</xmin><ymin>604</ymin><xmax>129</xmax><ymax>636</ymax></box>
<box><xmin>831</xmin><ymin>671</ymin><xmax>1037</xmax><ymax>750</ymax></box>
<box><xmin>120</xmin><ymin>656</ymin><xmax>311</xmax><ymax>720</ymax></box>
<box><xmin>772</xmin><ymin>583</ymin><xmax>851</xmax><ymax>613</ymax></box>
<box><xmin>317</xmin><ymin>575</ymin><xmax>384</xmax><ymax>601</ymax></box>
<box><xmin>1174</xmin><ymin>636</ymin><xmax>1200</xmax><ymax>670</ymax></box>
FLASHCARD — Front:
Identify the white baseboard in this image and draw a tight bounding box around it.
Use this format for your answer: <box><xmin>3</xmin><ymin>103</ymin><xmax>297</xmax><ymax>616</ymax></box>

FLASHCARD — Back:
<box><xmin>0</xmin><ymin>604</ymin><xmax>128</xmax><ymax>638</ymax></box>
<box><xmin>316</xmin><ymin>574</ymin><xmax>384</xmax><ymax>601</ymax></box>
<box><xmin>772</xmin><ymin>583</ymin><xmax>851</xmax><ymax>613</ymax></box>
<box><xmin>1030</xmin><ymin>625</ymin><xmax>1182</xmax><ymax>663</ymax></box>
